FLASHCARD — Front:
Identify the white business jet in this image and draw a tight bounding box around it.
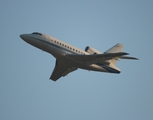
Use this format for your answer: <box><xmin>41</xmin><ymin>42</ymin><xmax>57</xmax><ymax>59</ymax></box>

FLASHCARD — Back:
<box><xmin>20</xmin><ymin>32</ymin><xmax>138</xmax><ymax>81</ymax></box>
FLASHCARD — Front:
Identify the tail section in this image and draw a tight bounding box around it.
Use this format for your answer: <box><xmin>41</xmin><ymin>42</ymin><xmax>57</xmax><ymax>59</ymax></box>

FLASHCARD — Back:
<box><xmin>105</xmin><ymin>43</ymin><xmax>124</xmax><ymax>66</ymax></box>
<box><xmin>105</xmin><ymin>43</ymin><xmax>124</xmax><ymax>53</ymax></box>
<box><xmin>104</xmin><ymin>43</ymin><xmax>138</xmax><ymax>73</ymax></box>
<box><xmin>85</xmin><ymin>43</ymin><xmax>138</xmax><ymax>74</ymax></box>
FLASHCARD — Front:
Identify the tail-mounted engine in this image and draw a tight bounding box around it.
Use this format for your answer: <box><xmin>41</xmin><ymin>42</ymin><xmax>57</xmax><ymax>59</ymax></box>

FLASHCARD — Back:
<box><xmin>85</xmin><ymin>46</ymin><xmax>102</xmax><ymax>54</ymax></box>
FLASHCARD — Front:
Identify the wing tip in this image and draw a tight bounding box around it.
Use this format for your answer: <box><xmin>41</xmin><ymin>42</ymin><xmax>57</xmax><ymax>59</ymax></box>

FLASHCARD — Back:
<box><xmin>49</xmin><ymin>76</ymin><xmax>58</xmax><ymax>81</ymax></box>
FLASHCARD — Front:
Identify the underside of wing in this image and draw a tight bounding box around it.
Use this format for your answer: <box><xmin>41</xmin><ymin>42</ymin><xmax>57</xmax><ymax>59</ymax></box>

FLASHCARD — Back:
<box><xmin>66</xmin><ymin>52</ymin><xmax>129</xmax><ymax>64</ymax></box>
<box><xmin>50</xmin><ymin>59</ymin><xmax>77</xmax><ymax>81</ymax></box>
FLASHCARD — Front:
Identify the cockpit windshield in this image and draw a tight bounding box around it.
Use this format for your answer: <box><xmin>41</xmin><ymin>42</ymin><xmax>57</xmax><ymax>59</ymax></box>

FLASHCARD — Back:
<box><xmin>32</xmin><ymin>32</ymin><xmax>42</xmax><ymax>36</ymax></box>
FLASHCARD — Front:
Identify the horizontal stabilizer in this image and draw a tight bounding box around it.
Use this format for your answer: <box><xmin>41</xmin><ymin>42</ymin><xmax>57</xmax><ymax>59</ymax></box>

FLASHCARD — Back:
<box><xmin>120</xmin><ymin>56</ymin><xmax>139</xmax><ymax>60</ymax></box>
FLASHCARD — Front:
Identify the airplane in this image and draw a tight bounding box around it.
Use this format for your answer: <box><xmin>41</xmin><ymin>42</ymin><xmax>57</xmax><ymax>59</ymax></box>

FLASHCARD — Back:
<box><xmin>20</xmin><ymin>32</ymin><xmax>138</xmax><ymax>81</ymax></box>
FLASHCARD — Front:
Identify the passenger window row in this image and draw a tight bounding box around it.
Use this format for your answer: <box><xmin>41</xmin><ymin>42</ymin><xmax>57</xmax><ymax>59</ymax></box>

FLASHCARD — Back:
<box><xmin>50</xmin><ymin>39</ymin><xmax>84</xmax><ymax>54</ymax></box>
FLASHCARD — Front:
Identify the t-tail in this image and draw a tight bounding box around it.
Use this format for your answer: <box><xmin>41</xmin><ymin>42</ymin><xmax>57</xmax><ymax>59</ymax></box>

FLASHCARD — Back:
<box><xmin>104</xmin><ymin>43</ymin><xmax>138</xmax><ymax>73</ymax></box>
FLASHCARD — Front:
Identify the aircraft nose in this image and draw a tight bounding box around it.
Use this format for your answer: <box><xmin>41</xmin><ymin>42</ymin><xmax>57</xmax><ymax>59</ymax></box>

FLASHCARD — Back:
<box><xmin>20</xmin><ymin>34</ymin><xmax>31</xmax><ymax>43</ymax></box>
<box><xmin>20</xmin><ymin>34</ymin><xmax>26</xmax><ymax>40</ymax></box>
<box><xmin>20</xmin><ymin>34</ymin><xmax>35</xmax><ymax>45</ymax></box>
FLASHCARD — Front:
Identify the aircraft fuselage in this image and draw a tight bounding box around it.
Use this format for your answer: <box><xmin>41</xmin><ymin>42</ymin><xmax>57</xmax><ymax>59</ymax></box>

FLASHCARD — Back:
<box><xmin>20</xmin><ymin>32</ymin><xmax>108</xmax><ymax>72</ymax></box>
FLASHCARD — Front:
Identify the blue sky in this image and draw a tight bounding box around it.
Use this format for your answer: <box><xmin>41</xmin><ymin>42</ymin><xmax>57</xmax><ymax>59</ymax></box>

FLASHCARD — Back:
<box><xmin>0</xmin><ymin>0</ymin><xmax>153</xmax><ymax>120</ymax></box>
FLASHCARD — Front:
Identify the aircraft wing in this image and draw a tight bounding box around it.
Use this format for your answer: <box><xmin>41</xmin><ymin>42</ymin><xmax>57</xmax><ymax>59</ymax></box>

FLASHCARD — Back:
<box><xmin>50</xmin><ymin>59</ymin><xmax>77</xmax><ymax>81</ymax></box>
<box><xmin>66</xmin><ymin>52</ymin><xmax>129</xmax><ymax>64</ymax></box>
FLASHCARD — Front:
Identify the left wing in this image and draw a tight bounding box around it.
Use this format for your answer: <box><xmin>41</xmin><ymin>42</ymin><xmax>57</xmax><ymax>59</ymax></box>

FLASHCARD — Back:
<box><xmin>50</xmin><ymin>59</ymin><xmax>77</xmax><ymax>81</ymax></box>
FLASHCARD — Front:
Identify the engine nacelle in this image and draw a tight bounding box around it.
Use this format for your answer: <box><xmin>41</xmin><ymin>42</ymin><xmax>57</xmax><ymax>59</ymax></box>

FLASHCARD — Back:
<box><xmin>85</xmin><ymin>46</ymin><xmax>102</xmax><ymax>54</ymax></box>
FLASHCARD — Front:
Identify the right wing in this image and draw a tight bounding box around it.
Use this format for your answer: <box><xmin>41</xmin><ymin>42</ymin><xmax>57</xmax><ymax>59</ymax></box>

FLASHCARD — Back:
<box><xmin>50</xmin><ymin>59</ymin><xmax>77</xmax><ymax>81</ymax></box>
<box><xmin>66</xmin><ymin>52</ymin><xmax>129</xmax><ymax>64</ymax></box>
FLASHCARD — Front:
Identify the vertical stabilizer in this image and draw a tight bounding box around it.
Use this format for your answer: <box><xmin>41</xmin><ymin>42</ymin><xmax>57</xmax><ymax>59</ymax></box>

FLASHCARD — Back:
<box><xmin>105</xmin><ymin>43</ymin><xmax>124</xmax><ymax>53</ymax></box>
<box><xmin>105</xmin><ymin>43</ymin><xmax>124</xmax><ymax>65</ymax></box>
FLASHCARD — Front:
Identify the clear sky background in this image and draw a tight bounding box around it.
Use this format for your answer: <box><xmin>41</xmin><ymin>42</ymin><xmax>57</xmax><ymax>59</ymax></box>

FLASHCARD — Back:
<box><xmin>0</xmin><ymin>0</ymin><xmax>153</xmax><ymax>120</ymax></box>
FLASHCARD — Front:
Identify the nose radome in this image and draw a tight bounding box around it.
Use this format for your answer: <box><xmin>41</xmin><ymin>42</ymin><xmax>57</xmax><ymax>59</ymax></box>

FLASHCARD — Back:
<box><xmin>20</xmin><ymin>34</ymin><xmax>26</xmax><ymax>40</ymax></box>
<box><xmin>20</xmin><ymin>34</ymin><xmax>31</xmax><ymax>43</ymax></box>
<box><xmin>20</xmin><ymin>34</ymin><xmax>31</xmax><ymax>42</ymax></box>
